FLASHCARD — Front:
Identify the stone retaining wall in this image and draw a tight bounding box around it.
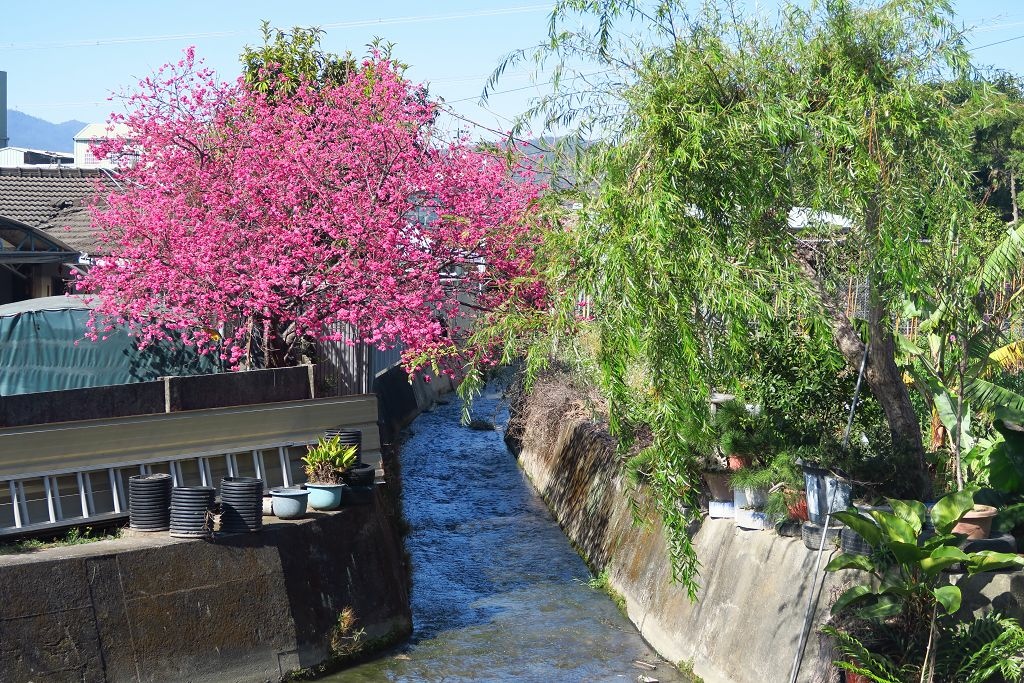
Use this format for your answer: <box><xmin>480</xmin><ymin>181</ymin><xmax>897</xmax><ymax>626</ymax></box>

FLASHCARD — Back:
<box><xmin>0</xmin><ymin>490</ymin><xmax>411</xmax><ymax>683</ymax></box>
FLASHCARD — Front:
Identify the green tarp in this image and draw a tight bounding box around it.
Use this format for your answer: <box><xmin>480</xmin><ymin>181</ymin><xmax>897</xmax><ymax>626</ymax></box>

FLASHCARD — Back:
<box><xmin>0</xmin><ymin>295</ymin><xmax>220</xmax><ymax>396</ymax></box>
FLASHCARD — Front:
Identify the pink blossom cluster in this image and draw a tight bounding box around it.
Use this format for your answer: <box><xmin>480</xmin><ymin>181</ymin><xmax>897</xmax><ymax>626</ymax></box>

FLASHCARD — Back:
<box><xmin>78</xmin><ymin>49</ymin><xmax>544</xmax><ymax>373</ymax></box>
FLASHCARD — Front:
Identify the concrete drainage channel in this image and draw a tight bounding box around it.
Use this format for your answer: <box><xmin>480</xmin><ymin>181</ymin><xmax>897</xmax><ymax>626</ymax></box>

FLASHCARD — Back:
<box><xmin>328</xmin><ymin>390</ymin><xmax>692</xmax><ymax>683</ymax></box>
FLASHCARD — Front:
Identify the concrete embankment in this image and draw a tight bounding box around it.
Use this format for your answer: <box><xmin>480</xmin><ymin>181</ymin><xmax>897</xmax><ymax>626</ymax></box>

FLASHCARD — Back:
<box><xmin>508</xmin><ymin>375</ymin><xmax>1024</xmax><ymax>683</ymax></box>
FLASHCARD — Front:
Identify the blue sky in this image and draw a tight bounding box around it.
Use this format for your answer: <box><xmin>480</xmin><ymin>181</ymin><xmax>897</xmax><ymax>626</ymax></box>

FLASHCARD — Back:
<box><xmin>3</xmin><ymin>1</ymin><xmax>1024</xmax><ymax>140</ymax></box>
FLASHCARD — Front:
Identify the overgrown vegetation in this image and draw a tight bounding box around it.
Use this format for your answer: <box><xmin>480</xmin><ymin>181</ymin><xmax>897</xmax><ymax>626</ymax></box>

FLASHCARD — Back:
<box><xmin>467</xmin><ymin>0</ymin><xmax>1024</xmax><ymax>604</ymax></box>
<box><xmin>585</xmin><ymin>568</ymin><xmax>627</xmax><ymax>616</ymax></box>
<box><xmin>823</xmin><ymin>490</ymin><xmax>1024</xmax><ymax>679</ymax></box>
<box><xmin>329</xmin><ymin>607</ymin><xmax>366</xmax><ymax>658</ymax></box>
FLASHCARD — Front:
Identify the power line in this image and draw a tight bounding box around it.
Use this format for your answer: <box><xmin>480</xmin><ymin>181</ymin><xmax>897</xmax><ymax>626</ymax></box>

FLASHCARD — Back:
<box><xmin>0</xmin><ymin>4</ymin><xmax>551</xmax><ymax>51</ymax></box>
<box><xmin>971</xmin><ymin>33</ymin><xmax>1024</xmax><ymax>50</ymax></box>
<box><xmin>444</xmin><ymin>69</ymin><xmax>614</xmax><ymax>105</ymax></box>
<box><xmin>445</xmin><ymin>80</ymin><xmax>553</xmax><ymax>104</ymax></box>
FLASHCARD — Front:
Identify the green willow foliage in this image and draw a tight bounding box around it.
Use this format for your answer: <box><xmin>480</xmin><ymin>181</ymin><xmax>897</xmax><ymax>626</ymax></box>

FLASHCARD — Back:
<box><xmin>469</xmin><ymin>0</ymin><xmax>1005</xmax><ymax>595</ymax></box>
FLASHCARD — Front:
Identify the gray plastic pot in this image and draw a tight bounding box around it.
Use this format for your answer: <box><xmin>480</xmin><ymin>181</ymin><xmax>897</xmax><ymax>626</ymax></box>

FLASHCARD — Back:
<box><xmin>270</xmin><ymin>487</ymin><xmax>308</xmax><ymax>519</ymax></box>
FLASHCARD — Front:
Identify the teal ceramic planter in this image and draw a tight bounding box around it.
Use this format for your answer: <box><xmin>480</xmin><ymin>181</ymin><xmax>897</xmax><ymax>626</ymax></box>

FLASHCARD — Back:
<box><xmin>270</xmin><ymin>487</ymin><xmax>308</xmax><ymax>519</ymax></box>
<box><xmin>305</xmin><ymin>483</ymin><xmax>344</xmax><ymax>510</ymax></box>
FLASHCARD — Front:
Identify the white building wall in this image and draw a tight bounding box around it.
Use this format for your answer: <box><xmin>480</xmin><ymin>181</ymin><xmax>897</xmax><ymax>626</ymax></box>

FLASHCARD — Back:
<box><xmin>0</xmin><ymin>148</ymin><xmax>26</xmax><ymax>166</ymax></box>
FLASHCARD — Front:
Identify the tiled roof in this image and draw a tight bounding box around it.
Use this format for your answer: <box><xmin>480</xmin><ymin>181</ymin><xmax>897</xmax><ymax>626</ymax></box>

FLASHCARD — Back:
<box><xmin>0</xmin><ymin>167</ymin><xmax>107</xmax><ymax>228</ymax></box>
<box><xmin>38</xmin><ymin>206</ymin><xmax>102</xmax><ymax>254</ymax></box>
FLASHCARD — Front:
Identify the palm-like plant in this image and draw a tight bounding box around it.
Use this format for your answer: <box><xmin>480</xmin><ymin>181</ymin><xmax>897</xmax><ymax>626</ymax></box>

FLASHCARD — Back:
<box><xmin>902</xmin><ymin>220</ymin><xmax>1024</xmax><ymax>488</ymax></box>
<box><xmin>301</xmin><ymin>437</ymin><xmax>357</xmax><ymax>485</ymax></box>
<box><xmin>827</xmin><ymin>612</ymin><xmax>1024</xmax><ymax>683</ymax></box>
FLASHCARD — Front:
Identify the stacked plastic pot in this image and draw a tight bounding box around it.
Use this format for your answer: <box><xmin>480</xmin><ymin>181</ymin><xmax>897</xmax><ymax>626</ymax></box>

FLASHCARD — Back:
<box><xmin>170</xmin><ymin>486</ymin><xmax>215</xmax><ymax>538</ymax></box>
<box><xmin>220</xmin><ymin>476</ymin><xmax>264</xmax><ymax>533</ymax></box>
<box><xmin>129</xmin><ymin>473</ymin><xmax>173</xmax><ymax>531</ymax></box>
<box><xmin>325</xmin><ymin>428</ymin><xmax>362</xmax><ymax>460</ymax></box>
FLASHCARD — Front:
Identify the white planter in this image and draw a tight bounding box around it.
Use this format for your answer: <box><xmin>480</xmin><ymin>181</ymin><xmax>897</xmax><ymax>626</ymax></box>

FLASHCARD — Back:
<box><xmin>734</xmin><ymin>486</ymin><xmax>768</xmax><ymax>510</ymax></box>
<box><xmin>736</xmin><ymin>508</ymin><xmax>770</xmax><ymax>530</ymax></box>
<box><xmin>709</xmin><ymin>500</ymin><xmax>736</xmax><ymax>518</ymax></box>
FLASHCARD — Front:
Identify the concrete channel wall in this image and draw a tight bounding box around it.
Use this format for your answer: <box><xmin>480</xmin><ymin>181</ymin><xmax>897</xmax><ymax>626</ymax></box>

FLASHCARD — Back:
<box><xmin>509</xmin><ymin>377</ymin><xmax>1024</xmax><ymax>683</ymax></box>
<box><xmin>0</xmin><ymin>492</ymin><xmax>411</xmax><ymax>683</ymax></box>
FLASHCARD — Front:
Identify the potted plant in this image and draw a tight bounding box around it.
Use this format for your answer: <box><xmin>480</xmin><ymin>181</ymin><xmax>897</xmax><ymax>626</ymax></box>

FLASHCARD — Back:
<box><xmin>700</xmin><ymin>446</ymin><xmax>734</xmax><ymax>507</ymax></box>
<box><xmin>729</xmin><ymin>465</ymin><xmax>773</xmax><ymax>530</ymax></box>
<box><xmin>952</xmin><ymin>503</ymin><xmax>999</xmax><ymax>539</ymax></box>
<box><xmin>713</xmin><ymin>398</ymin><xmax>765</xmax><ymax>470</ymax></box>
<box><xmin>302</xmin><ymin>436</ymin><xmax>358</xmax><ymax>510</ymax></box>
<box><xmin>757</xmin><ymin>450</ymin><xmax>807</xmax><ymax>524</ymax></box>
<box><xmin>821</xmin><ymin>488</ymin><xmax>1024</xmax><ymax>680</ymax></box>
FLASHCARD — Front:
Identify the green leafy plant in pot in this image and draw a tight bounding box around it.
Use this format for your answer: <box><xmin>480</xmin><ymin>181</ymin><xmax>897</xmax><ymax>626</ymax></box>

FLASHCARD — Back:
<box><xmin>714</xmin><ymin>399</ymin><xmax>766</xmax><ymax>470</ymax></box>
<box><xmin>302</xmin><ymin>436</ymin><xmax>357</xmax><ymax>510</ymax></box>
<box><xmin>822</xmin><ymin>488</ymin><xmax>1024</xmax><ymax>680</ymax></box>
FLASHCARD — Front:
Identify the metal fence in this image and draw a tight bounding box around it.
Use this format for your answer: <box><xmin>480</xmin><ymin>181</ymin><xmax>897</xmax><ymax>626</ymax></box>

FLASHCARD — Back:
<box><xmin>313</xmin><ymin>323</ymin><xmax>404</xmax><ymax>396</ymax></box>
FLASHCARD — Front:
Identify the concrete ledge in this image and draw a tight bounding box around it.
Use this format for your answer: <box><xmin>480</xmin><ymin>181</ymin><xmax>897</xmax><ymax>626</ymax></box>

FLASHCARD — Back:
<box><xmin>0</xmin><ymin>366</ymin><xmax>315</xmax><ymax>428</ymax></box>
<box><xmin>0</xmin><ymin>487</ymin><xmax>411</xmax><ymax>683</ymax></box>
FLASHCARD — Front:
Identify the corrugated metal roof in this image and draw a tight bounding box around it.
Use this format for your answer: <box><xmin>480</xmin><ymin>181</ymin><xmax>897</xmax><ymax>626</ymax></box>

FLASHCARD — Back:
<box><xmin>0</xmin><ymin>294</ymin><xmax>96</xmax><ymax>318</ymax></box>
<box><xmin>0</xmin><ymin>146</ymin><xmax>74</xmax><ymax>156</ymax></box>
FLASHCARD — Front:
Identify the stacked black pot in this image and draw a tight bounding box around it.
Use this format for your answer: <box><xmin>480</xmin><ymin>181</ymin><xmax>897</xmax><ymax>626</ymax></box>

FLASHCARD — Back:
<box><xmin>219</xmin><ymin>476</ymin><xmax>264</xmax><ymax>533</ymax></box>
<box><xmin>326</xmin><ymin>428</ymin><xmax>375</xmax><ymax>503</ymax></box>
<box><xmin>170</xmin><ymin>486</ymin><xmax>215</xmax><ymax>538</ymax></box>
<box><xmin>129</xmin><ymin>473</ymin><xmax>173</xmax><ymax>531</ymax></box>
<box><xmin>325</xmin><ymin>428</ymin><xmax>362</xmax><ymax>461</ymax></box>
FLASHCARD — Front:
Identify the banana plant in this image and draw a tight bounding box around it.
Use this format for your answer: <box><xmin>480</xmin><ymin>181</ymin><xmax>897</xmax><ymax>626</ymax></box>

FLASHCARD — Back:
<box><xmin>825</xmin><ymin>489</ymin><xmax>1024</xmax><ymax>621</ymax></box>
<box><xmin>900</xmin><ymin>220</ymin><xmax>1024</xmax><ymax>489</ymax></box>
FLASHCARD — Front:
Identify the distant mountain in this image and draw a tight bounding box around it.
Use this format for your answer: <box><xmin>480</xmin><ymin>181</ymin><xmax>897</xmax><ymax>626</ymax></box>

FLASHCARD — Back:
<box><xmin>5</xmin><ymin>110</ymin><xmax>85</xmax><ymax>153</ymax></box>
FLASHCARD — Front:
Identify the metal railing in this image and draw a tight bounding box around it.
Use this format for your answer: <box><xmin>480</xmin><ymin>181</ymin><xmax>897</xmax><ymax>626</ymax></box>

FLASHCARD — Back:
<box><xmin>0</xmin><ymin>395</ymin><xmax>379</xmax><ymax>538</ymax></box>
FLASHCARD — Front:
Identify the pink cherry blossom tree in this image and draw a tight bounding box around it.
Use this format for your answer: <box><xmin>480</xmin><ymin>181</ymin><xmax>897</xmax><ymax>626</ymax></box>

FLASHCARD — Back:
<box><xmin>78</xmin><ymin>48</ymin><xmax>544</xmax><ymax>375</ymax></box>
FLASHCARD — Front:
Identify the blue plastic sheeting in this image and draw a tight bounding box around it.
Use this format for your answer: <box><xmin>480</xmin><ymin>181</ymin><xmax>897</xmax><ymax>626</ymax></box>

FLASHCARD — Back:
<box><xmin>0</xmin><ymin>296</ymin><xmax>220</xmax><ymax>396</ymax></box>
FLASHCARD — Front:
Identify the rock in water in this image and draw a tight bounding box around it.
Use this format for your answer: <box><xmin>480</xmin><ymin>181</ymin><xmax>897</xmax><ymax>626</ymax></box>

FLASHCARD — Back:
<box><xmin>467</xmin><ymin>418</ymin><xmax>495</xmax><ymax>431</ymax></box>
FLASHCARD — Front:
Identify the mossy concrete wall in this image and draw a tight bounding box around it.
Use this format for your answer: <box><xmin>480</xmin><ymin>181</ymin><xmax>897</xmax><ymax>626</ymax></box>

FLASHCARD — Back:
<box><xmin>510</xmin><ymin>378</ymin><xmax>1024</xmax><ymax>683</ymax></box>
<box><xmin>0</xmin><ymin>488</ymin><xmax>411</xmax><ymax>683</ymax></box>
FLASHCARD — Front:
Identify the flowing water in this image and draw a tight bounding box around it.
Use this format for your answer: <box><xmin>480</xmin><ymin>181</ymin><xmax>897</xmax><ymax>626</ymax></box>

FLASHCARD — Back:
<box><xmin>325</xmin><ymin>390</ymin><xmax>687</xmax><ymax>683</ymax></box>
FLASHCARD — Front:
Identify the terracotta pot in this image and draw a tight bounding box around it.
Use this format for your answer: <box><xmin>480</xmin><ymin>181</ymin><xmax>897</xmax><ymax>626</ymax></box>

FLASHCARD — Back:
<box><xmin>727</xmin><ymin>454</ymin><xmax>752</xmax><ymax>471</ymax></box>
<box><xmin>703</xmin><ymin>471</ymin><xmax>733</xmax><ymax>501</ymax></box>
<box><xmin>952</xmin><ymin>504</ymin><xmax>998</xmax><ymax>540</ymax></box>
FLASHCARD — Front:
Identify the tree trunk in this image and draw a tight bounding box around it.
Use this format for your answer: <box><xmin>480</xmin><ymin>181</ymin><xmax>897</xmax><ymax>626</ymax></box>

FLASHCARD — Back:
<box><xmin>797</xmin><ymin>256</ymin><xmax>931</xmax><ymax>499</ymax></box>
<box><xmin>929</xmin><ymin>410</ymin><xmax>946</xmax><ymax>451</ymax></box>
<box><xmin>866</xmin><ymin>279</ymin><xmax>932</xmax><ymax>499</ymax></box>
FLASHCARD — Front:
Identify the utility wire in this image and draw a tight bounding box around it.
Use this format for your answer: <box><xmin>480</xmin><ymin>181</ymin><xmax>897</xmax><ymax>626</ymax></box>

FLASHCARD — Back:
<box><xmin>0</xmin><ymin>4</ymin><xmax>551</xmax><ymax>51</ymax></box>
<box><xmin>446</xmin><ymin>69</ymin><xmax>614</xmax><ymax>104</ymax></box>
<box><xmin>971</xmin><ymin>32</ymin><xmax>1024</xmax><ymax>50</ymax></box>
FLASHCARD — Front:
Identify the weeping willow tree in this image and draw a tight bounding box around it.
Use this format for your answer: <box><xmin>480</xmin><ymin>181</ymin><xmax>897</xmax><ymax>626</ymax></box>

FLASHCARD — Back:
<box><xmin>470</xmin><ymin>0</ymin><xmax>1011</xmax><ymax>595</ymax></box>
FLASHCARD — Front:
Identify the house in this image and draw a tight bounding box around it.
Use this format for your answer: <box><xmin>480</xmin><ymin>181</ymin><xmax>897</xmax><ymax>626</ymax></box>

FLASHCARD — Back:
<box><xmin>0</xmin><ymin>147</ymin><xmax>74</xmax><ymax>167</ymax></box>
<box><xmin>73</xmin><ymin>123</ymin><xmax>132</xmax><ymax>168</ymax></box>
<box><xmin>0</xmin><ymin>167</ymin><xmax>108</xmax><ymax>304</ymax></box>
